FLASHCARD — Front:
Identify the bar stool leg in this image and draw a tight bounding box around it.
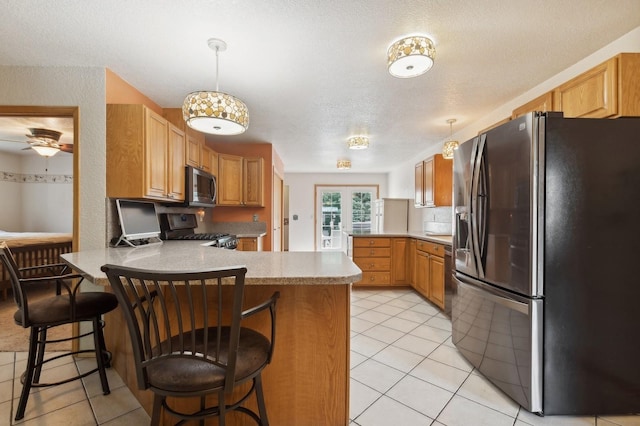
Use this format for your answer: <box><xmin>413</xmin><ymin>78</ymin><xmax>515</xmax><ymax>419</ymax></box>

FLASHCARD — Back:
<box><xmin>92</xmin><ymin>317</ymin><xmax>111</xmax><ymax>395</ymax></box>
<box><xmin>15</xmin><ymin>327</ymin><xmax>39</xmax><ymax>421</ymax></box>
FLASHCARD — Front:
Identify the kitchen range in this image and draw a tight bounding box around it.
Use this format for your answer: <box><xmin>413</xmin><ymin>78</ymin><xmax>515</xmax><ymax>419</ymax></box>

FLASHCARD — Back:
<box><xmin>452</xmin><ymin>112</ymin><xmax>640</xmax><ymax>415</ymax></box>
<box><xmin>159</xmin><ymin>212</ymin><xmax>238</xmax><ymax>249</ymax></box>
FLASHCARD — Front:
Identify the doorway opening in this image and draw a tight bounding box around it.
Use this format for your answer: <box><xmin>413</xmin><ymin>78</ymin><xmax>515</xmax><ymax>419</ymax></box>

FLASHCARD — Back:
<box><xmin>314</xmin><ymin>185</ymin><xmax>378</xmax><ymax>252</ymax></box>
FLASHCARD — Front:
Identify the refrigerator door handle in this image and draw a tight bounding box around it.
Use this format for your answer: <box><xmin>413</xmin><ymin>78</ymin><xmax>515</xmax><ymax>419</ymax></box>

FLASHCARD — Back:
<box><xmin>471</xmin><ymin>134</ymin><xmax>487</xmax><ymax>277</ymax></box>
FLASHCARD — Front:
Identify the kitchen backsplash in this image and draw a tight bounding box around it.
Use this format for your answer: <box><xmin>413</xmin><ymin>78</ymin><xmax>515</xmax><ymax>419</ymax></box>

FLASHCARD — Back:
<box><xmin>209</xmin><ymin>221</ymin><xmax>267</xmax><ymax>236</ymax></box>
<box><xmin>423</xmin><ymin>206</ymin><xmax>452</xmax><ymax>235</ymax></box>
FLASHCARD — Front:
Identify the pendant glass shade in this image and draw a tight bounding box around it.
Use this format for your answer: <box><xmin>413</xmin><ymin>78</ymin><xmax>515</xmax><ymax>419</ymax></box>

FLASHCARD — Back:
<box><xmin>31</xmin><ymin>145</ymin><xmax>60</xmax><ymax>157</ymax></box>
<box><xmin>442</xmin><ymin>140</ymin><xmax>459</xmax><ymax>159</ymax></box>
<box><xmin>337</xmin><ymin>160</ymin><xmax>351</xmax><ymax>169</ymax></box>
<box><xmin>442</xmin><ymin>118</ymin><xmax>459</xmax><ymax>160</ymax></box>
<box><xmin>183</xmin><ymin>38</ymin><xmax>249</xmax><ymax>135</ymax></box>
<box><xmin>387</xmin><ymin>35</ymin><xmax>436</xmax><ymax>78</ymax></box>
<box><xmin>348</xmin><ymin>136</ymin><xmax>369</xmax><ymax>150</ymax></box>
<box><xmin>183</xmin><ymin>91</ymin><xmax>249</xmax><ymax>135</ymax></box>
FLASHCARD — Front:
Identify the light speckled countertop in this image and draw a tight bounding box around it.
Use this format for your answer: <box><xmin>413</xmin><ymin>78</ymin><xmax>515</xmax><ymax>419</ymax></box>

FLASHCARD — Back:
<box><xmin>348</xmin><ymin>231</ymin><xmax>452</xmax><ymax>246</ymax></box>
<box><xmin>61</xmin><ymin>241</ymin><xmax>362</xmax><ymax>286</ymax></box>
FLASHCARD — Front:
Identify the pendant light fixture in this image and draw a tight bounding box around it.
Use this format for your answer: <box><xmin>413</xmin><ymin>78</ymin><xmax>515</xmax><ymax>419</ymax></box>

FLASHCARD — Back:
<box><xmin>182</xmin><ymin>38</ymin><xmax>249</xmax><ymax>135</ymax></box>
<box><xmin>387</xmin><ymin>35</ymin><xmax>436</xmax><ymax>78</ymax></box>
<box><xmin>442</xmin><ymin>118</ymin><xmax>459</xmax><ymax>160</ymax></box>
<box><xmin>347</xmin><ymin>136</ymin><xmax>369</xmax><ymax>150</ymax></box>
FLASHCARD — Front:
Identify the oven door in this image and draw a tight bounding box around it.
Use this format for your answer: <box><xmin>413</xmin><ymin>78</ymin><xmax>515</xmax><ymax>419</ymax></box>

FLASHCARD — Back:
<box><xmin>452</xmin><ymin>274</ymin><xmax>543</xmax><ymax>413</ymax></box>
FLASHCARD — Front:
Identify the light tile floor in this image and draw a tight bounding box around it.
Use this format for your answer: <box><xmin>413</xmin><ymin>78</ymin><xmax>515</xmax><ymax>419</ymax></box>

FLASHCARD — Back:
<box><xmin>349</xmin><ymin>288</ymin><xmax>640</xmax><ymax>426</ymax></box>
<box><xmin>1</xmin><ymin>288</ymin><xmax>639</xmax><ymax>425</ymax></box>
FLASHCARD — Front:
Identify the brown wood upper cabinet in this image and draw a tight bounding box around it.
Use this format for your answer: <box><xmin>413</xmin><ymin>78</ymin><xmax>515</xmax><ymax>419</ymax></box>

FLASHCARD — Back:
<box><xmin>415</xmin><ymin>154</ymin><xmax>452</xmax><ymax>208</ymax></box>
<box><xmin>217</xmin><ymin>154</ymin><xmax>264</xmax><ymax>207</ymax></box>
<box><xmin>107</xmin><ymin>104</ymin><xmax>185</xmax><ymax>202</ymax></box>
<box><xmin>512</xmin><ymin>92</ymin><xmax>554</xmax><ymax>119</ymax></box>
<box><xmin>512</xmin><ymin>53</ymin><xmax>640</xmax><ymax>120</ymax></box>
<box><xmin>163</xmin><ymin>108</ymin><xmax>219</xmax><ymax>174</ymax></box>
<box><xmin>553</xmin><ymin>54</ymin><xmax>640</xmax><ymax>118</ymax></box>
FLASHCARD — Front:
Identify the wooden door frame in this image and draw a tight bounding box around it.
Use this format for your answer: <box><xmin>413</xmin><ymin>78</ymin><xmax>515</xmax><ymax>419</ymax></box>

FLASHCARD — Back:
<box><xmin>0</xmin><ymin>106</ymin><xmax>79</xmax><ymax>250</ymax></box>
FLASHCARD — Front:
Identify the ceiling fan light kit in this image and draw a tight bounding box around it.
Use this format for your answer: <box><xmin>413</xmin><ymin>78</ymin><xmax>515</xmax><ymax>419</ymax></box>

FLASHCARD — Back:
<box><xmin>387</xmin><ymin>35</ymin><xmax>436</xmax><ymax>78</ymax></box>
<box><xmin>182</xmin><ymin>38</ymin><xmax>249</xmax><ymax>135</ymax></box>
<box><xmin>31</xmin><ymin>145</ymin><xmax>60</xmax><ymax>157</ymax></box>
<box><xmin>26</xmin><ymin>128</ymin><xmax>67</xmax><ymax>156</ymax></box>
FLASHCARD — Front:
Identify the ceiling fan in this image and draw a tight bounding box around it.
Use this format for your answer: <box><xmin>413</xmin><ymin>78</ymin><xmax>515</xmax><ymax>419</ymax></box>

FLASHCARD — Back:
<box><xmin>0</xmin><ymin>127</ymin><xmax>73</xmax><ymax>156</ymax></box>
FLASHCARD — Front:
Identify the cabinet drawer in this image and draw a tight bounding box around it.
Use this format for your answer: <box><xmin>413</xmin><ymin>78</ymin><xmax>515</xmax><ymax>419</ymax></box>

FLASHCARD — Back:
<box><xmin>356</xmin><ymin>272</ymin><xmax>392</xmax><ymax>286</ymax></box>
<box><xmin>416</xmin><ymin>240</ymin><xmax>445</xmax><ymax>256</ymax></box>
<box><xmin>353</xmin><ymin>238</ymin><xmax>391</xmax><ymax>248</ymax></box>
<box><xmin>353</xmin><ymin>247</ymin><xmax>391</xmax><ymax>258</ymax></box>
<box><xmin>353</xmin><ymin>257</ymin><xmax>391</xmax><ymax>272</ymax></box>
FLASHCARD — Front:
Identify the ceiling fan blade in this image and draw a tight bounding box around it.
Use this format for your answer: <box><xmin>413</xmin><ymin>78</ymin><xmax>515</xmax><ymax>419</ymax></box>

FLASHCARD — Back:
<box><xmin>59</xmin><ymin>144</ymin><xmax>74</xmax><ymax>153</ymax></box>
<box><xmin>0</xmin><ymin>137</ymin><xmax>28</xmax><ymax>144</ymax></box>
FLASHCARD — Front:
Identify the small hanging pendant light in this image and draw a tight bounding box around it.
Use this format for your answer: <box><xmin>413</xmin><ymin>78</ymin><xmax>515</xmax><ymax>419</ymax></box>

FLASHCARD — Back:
<box><xmin>442</xmin><ymin>119</ymin><xmax>459</xmax><ymax>160</ymax></box>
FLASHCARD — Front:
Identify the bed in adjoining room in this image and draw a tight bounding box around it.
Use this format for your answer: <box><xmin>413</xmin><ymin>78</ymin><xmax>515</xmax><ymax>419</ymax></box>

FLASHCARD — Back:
<box><xmin>0</xmin><ymin>231</ymin><xmax>73</xmax><ymax>300</ymax></box>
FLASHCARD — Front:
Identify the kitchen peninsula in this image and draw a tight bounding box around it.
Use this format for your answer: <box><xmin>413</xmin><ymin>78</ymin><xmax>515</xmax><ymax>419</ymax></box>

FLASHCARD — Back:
<box><xmin>61</xmin><ymin>242</ymin><xmax>361</xmax><ymax>425</ymax></box>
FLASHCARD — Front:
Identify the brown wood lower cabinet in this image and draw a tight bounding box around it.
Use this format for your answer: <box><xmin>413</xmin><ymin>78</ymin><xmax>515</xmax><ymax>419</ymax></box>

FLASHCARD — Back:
<box><xmin>237</xmin><ymin>236</ymin><xmax>263</xmax><ymax>251</ymax></box>
<box><xmin>412</xmin><ymin>239</ymin><xmax>446</xmax><ymax>310</ymax></box>
<box><xmin>352</xmin><ymin>237</ymin><xmax>411</xmax><ymax>286</ymax></box>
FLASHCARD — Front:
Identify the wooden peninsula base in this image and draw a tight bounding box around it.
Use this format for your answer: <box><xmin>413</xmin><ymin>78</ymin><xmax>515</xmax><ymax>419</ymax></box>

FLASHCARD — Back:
<box><xmin>61</xmin><ymin>243</ymin><xmax>361</xmax><ymax>426</ymax></box>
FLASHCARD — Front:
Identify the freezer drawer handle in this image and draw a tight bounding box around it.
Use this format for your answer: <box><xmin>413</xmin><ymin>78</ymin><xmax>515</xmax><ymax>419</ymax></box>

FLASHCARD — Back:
<box><xmin>458</xmin><ymin>279</ymin><xmax>529</xmax><ymax>315</ymax></box>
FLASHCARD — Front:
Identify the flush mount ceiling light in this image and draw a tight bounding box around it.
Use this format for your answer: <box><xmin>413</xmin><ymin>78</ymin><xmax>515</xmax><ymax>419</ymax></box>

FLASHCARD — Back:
<box><xmin>182</xmin><ymin>38</ymin><xmax>249</xmax><ymax>135</ymax></box>
<box><xmin>387</xmin><ymin>35</ymin><xmax>436</xmax><ymax>78</ymax></box>
<box><xmin>442</xmin><ymin>118</ymin><xmax>459</xmax><ymax>160</ymax></box>
<box><xmin>347</xmin><ymin>136</ymin><xmax>369</xmax><ymax>150</ymax></box>
<box><xmin>337</xmin><ymin>160</ymin><xmax>351</xmax><ymax>170</ymax></box>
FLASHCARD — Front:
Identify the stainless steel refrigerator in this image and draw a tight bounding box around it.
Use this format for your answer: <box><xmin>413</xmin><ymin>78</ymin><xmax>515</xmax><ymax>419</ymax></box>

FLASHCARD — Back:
<box><xmin>452</xmin><ymin>112</ymin><xmax>640</xmax><ymax>415</ymax></box>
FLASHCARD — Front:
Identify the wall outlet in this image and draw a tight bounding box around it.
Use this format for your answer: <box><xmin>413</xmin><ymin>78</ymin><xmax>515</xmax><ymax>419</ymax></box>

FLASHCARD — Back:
<box><xmin>252</xmin><ymin>214</ymin><xmax>258</xmax><ymax>222</ymax></box>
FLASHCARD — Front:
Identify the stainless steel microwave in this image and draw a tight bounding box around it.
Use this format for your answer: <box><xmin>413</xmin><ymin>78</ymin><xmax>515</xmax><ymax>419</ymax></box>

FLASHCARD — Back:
<box><xmin>185</xmin><ymin>166</ymin><xmax>217</xmax><ymax>207</ymax></box>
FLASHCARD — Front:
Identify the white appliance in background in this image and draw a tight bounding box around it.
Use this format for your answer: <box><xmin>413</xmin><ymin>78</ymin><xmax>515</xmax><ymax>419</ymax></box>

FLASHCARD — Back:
<box><xmin>373</xmin><ymin>198</ymin><xmax>416</xmax><ymax>233</ymax></box>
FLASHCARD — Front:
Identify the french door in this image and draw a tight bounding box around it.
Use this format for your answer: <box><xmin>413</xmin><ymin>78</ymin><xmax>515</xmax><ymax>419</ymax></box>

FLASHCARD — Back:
<box><xmin>315</xmin><ymin>186</ymin><xmax>376</xmax><ymax>251</ymax></box>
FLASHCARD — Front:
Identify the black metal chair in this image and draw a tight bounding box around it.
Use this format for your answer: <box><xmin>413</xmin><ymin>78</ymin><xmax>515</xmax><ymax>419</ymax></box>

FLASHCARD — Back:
<box><xmin>0</xmin><ymin>241</ymin><xmax>118</xmax><ymax>421</ymax></box>
<box><xmin>100</xmin><ymin>264</ymin><xmax>279</xmax><ymax>426</ymax></box>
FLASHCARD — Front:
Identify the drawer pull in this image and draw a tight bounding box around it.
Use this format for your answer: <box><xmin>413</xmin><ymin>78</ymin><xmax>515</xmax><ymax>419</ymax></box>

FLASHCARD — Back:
<box><xmin>370</xmin><ymin>250</ymin><xmax>375</xmax><ymax>255</ymax></box>
<box><xmin>369</xmin><ymin>240</ymin><xmax>375</xmax><ymax>245</ymax></box>
<box><xmin>369</xmin><ymin>276</ymin><xmax>375</xmax><ymax>282</ymax></box>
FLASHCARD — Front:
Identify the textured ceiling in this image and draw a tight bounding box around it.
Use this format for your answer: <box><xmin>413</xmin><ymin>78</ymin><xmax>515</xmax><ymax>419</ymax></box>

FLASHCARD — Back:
<box><xmin>1</xmin><ymin>0</ymin><xmax>639</xmax><ymax>171</ymax></box>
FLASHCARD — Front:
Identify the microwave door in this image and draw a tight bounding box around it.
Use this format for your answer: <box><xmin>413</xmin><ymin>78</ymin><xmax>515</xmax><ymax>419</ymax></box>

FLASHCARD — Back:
<box><xmin>454</xmin><ymin>136</ymin><xmax>479</xmax><ymax>277</ymax></box>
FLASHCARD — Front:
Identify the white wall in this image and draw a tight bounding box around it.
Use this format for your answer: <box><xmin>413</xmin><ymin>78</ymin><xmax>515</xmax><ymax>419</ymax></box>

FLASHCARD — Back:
<box><xmin>0</xmin><ymin>152</ymin><xmax>22</xmax><ymax>231</ymax></box>
<box><xmin>21</xmin><ymin>154</ymin><xmax>73</xmax><ymax>232</ymax></box>
<box><xmin>0</xmin><ymin>66</ymin><xmax>107</xmax><ymax>249</ymax></box>
<box><xmin>284</xmin><ymin>172</ymin><xmax>388</xmax><ymax>251</ymax></box>
<box><xmin>0</xmin><ymin>152</ymin><xmax>73</xmax><ymax>232</ymax></box>
<box><xmin>388</xmin><ymin>26</ymin><xmax>640</xmax><ymax>192</ymax></box>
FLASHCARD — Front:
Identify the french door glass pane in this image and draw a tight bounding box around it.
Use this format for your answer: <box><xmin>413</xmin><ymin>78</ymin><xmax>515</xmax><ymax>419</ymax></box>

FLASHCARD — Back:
<box><xmin>351</xmin><ymin>192</ymin><xmax>372</xmax><ymax>233</ymax></box>
<box><xmin>321</xmin><ymin>192</ymin><xmax>342</xmax><ymax>249</ymax></box>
